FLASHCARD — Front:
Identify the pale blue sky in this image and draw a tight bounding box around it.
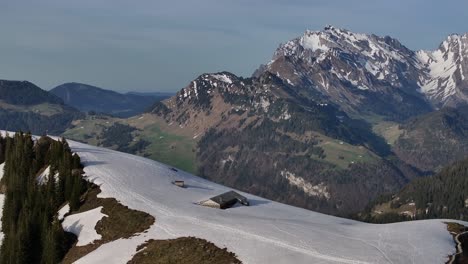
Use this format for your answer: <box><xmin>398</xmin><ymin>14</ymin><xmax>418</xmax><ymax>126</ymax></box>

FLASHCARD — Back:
<box><xmin>0</xmin><ymin>0</ymin><xmax>467</xmax><ymax>92</ymax></box>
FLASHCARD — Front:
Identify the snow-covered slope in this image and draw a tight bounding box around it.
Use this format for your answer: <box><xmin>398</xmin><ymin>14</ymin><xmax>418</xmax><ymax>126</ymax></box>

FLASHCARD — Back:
<box><xmin>68</xmin><ymin>140</ymin><xmax>461</xmax><ymax>264</ymax></box>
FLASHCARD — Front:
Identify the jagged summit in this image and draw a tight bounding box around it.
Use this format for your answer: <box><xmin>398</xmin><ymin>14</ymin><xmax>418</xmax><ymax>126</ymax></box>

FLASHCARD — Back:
<box><xmin>260</xmin><ymin>27</ymin><xmax>468</xmax><ymax>118</ymax></box>
<box><xmin>417</xmin><ymin>32</ymin><xmax>468</xmax><ymax>106</ymax></box>
<box><xmin>262</xmin><ymin>27</ymin><xmax>428</xmax><ymax>120</ymax></box>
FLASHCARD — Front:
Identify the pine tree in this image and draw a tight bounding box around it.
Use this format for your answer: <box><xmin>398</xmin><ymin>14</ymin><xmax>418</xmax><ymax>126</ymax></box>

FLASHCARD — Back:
<box><xmin>0</xmin><ymin>133</ymin><xmax>87</xmax><ymax>263</ymax></box>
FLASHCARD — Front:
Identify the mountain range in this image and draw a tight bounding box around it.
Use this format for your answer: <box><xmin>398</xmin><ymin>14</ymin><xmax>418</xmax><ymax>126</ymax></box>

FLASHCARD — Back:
<box><xmin>142</xmin><ymin>27</ymin><xmax>468</xmax><ymax>214</ymax></box>
<box><xmin>1</xmin><ymin>26</ymin><xmax>468</xmax><ymax>217</ymax></box>
<box><xmin>255</xmin><ymin>26</ymin><xmax>468</xmax><ymax>119</ymax></box>
<box><xmin>0</xmin><ymin>80</ymin><xmax>82</xmax><ymax>134</ymax></box>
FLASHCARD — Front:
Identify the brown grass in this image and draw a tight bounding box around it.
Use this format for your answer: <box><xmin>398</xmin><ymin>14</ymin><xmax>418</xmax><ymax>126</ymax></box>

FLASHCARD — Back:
<box><xmin>62</xmin><ymin>184</ymin><xmax>155</xmax><ymax>263</ymax></box>
<box><xmin>127</xmin><ymin>237</ymin><xmax>242</xmax><ymax>264</ymax></box>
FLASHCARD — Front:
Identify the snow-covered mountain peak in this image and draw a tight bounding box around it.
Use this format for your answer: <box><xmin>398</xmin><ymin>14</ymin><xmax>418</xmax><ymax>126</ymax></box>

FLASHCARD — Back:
<box><xmin>263</xmin><ymin>27</ymin><xmax>427</xmax><ymax>117</ymax></box>
<box><xmin>417</xmin><ymin>32</ymin><xmax>468</xmax><ymax>106</ymax></box>
<box><xmin>260</xmin><ymin>27</ymin><xmax>468</xmax><ymax>115</ymax></box>
<box><xmin>174</xmin><ymin>72</ymin><xmax>240</xmax><ymax>103</ymax></box>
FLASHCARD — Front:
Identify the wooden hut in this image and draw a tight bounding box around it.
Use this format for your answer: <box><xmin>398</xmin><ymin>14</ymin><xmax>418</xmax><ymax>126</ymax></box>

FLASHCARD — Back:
<box><xmin>200</xmin><ymin>191</ymin><xmax>249</xmax><ymax>209</ymax></box>
<box><xmin>174</xmin><ymin>180</ymin><xmax>185</xmax><ymax>188</ymax></box>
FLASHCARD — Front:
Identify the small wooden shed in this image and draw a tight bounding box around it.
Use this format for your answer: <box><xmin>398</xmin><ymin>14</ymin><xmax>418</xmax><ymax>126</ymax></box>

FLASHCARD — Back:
<box><xmin>200</xmin><ymin>191</ymin><xmax>249</xmax><ymax>209</ymax></box>
<box><xmin>174</xmin><ymin>180</ymin><xmax>185</xmax><ymax>188</ymax></box>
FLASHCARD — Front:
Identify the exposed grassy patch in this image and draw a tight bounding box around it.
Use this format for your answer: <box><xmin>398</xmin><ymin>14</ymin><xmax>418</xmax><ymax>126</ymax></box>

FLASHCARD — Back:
<box><xmin>315</xmin><ymin>134</ymin><xmax>379</xmax><ymax>169</ymax></box>
<box><xmin>0</xmin><ymin>102</ymin><xmax>65</xmax><ymax>116</ymax></box>
<box><xmin>62</xmin><ymin>115</ymin><xmax>119</xmax><ymax>145</ymax></box>
<box><xmin>28</xmin><ymin>103</ymin><xmax>66</xmax><ymax>116</ymax></box>
<box><xmin>63</xmin><ymin>116</ymin><xmax>197</xmax><ymax>173</ymax></box>
<box><xmin>62</xmin><ymin>185</ymin><xmax>155</xmax><ymax>263</ymax></box>
<box><xmin>134</xmin><ymin>123</ymin><xmax>197</xmax><ymax>173</ymax></box>
<box><xmin>372</xmin><ymin>121</ymin><xmax>404</xmax><ymax>145</ymax></box>
<box><xmin>128</xmin><ymin>237</ymin><xmax>241</xmax><ymax>264</ymax></box>
<box><xmin>371</xmin><ymin>200</ymin><xmax>416</xmax><ymax>218</ymax></box>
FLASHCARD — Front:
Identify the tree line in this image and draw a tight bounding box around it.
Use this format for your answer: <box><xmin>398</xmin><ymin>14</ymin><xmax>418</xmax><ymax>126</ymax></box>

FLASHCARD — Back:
<box><xmin>359</xmin><ymin>157</ymin><xmax>468</xmax><ymax>223</ymax></box>
<box><xmin>0</xmin><ymin>132</ymin><xmax>88</xmax><ymax>264</ymax></box>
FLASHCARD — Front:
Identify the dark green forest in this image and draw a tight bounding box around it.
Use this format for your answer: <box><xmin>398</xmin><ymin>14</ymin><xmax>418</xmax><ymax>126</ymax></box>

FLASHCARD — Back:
<box><xmin>0</xmin><ymin>80</ymin><xmax>64</xmax><ymax>106</ymax></box>
<box><xmin>0</xmin><ymin>110</ymin><xmax>81</xmax><ymax>135</ymax></box>
<box><xmin>360</xmin><ymin>157</ymin><xmax>468</xmax><ymax>223</ymax></box>
<box><xmin>0</xmin><ymin>133</ymin><xmax>87</xmax><ymax>264</ymax></box>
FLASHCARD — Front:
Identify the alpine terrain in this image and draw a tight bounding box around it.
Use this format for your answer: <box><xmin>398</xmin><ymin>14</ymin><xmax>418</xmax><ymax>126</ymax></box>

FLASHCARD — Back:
<box><xmin>61</xmin><ymin>26</ymin><xmax>468</xmax><ymax>217</ymax></box>
<box><xmin>0</xmin><ymin>132</ymin><xmax>465</xmax><ymax>263</ymax></box>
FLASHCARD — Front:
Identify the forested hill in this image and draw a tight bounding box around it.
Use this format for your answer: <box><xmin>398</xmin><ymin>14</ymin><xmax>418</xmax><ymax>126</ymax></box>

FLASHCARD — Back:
<box><xmin>0</xmin><ymin>80</ymin><xmax>64</xmax><ymax>105</ymax></box>
<box><xmin>360</xmin><ymin>157</ymin><xmax>468</xmax><ymax>223</ymax></box>
<box><xmin>393</xmin><ymin>106</ymin><xmax>468</xmax><ymax>172</ymax></box>
<box><xmin>0</xmin><ymin>80</ymin><xmax>83</xmax><ymax>134</ymax></box>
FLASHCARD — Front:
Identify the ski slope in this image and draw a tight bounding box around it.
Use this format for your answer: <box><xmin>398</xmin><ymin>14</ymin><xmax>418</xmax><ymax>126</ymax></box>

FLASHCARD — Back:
<box><xmin>66</xmin><ymin>140</ymin><xmax>461</xmax><ymax>264</ymax></box>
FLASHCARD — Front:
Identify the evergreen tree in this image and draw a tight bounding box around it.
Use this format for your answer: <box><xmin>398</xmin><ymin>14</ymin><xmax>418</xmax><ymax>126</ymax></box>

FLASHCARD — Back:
<box><xmin>0</xmin><ymin>133</ymin><xmax>87</xmax><ymax>263</ymax></box>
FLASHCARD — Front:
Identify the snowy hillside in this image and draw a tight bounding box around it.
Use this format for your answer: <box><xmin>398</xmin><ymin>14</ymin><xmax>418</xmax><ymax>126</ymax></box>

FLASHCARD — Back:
<box><xmin>62</xmin><ymin>140</ymin><xmax>462</xmax><ymax>264</ymax></box>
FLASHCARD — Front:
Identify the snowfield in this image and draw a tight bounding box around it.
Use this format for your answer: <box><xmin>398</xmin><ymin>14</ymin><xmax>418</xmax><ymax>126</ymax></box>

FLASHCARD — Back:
<box><xmin>63</xmin><ymin>140</ymin><xmax>462</xmax><ymax>264</ymax></box>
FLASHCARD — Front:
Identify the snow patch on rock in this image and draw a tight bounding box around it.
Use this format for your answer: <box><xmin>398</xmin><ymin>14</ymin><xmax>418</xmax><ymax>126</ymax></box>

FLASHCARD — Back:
<box><xmin>62</xmin><ymin>206</ymin><xmax>107</xmax><ymax>246</ymax></box>
<box><xmin>58</xmin><ymin>203</ymin><xmax>70</xmax><ymax>221</ymax></box>
<box><xmin>281</xmin><ymin>170</ymin><xmax>330</xmax><ymax>199</ymax></box>
<box><xmin>212</xmin><ymin>74</ymin><xmax>233</xmax><ymax>84</ymax></box>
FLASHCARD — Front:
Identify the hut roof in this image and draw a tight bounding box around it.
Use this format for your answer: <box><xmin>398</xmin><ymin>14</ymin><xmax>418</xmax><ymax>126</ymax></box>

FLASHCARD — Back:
<box><xmin>209</xmin><ymin>191</ymin><xmax>249</xmax><ymax>206</ymax></box>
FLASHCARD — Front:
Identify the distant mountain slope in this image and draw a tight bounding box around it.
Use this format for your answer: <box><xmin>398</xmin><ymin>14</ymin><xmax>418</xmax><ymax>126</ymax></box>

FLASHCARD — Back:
<box><xmin>145</xmin><ymin>71</ymin><xmax>418</xmax><ymax>215</ymax></box>
<box><xmin>393</xmin><ymin>106</ymin><xmax>468</xmax><ymax>172</ymax></box>
<box><xmin>63</xmin><ymin>139</ymin><xmax>462</xmax><ymax>264</ymax></box>
<box><xmin>0</xmin><ymin>80</ymin><xmax>82</xmax><ymax>134</ymax></box>
<box><xmin>255</xmin><ymin>26</ymin><xmax>468</xmax><ymax>120</ymax></box>
<box><xmin>61</xmin><ymin>27</ymin><xmax>468</xmax><ymax>216</ymax></box>
<box><xmin>51</xmin><ymin>82</ymin><xmax>170</xmax><ymax>118</ymax></box>
<box><xmin>361</xmin><ymin>157</ymin><xmax>468</xmax><ymax>223</ymax></box>
<box><xmin>0</xmin><ymin>79</ymin><xmax>64</xmax><ymax>105</ymax></box>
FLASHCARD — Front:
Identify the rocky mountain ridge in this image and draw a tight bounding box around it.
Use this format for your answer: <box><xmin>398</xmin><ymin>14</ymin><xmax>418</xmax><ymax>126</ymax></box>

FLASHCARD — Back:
<box><xmin>256</xmin><ymin>26</ymin><xmax>468</xmax><ymax>120</ymax></box>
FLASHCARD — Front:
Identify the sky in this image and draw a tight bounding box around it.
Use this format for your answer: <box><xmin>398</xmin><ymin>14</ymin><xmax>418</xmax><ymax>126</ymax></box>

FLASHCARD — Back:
<box><xmin>0</xmin><ymin>0</ymin><xmax>467</xmax><ymax>93</ymax></box>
